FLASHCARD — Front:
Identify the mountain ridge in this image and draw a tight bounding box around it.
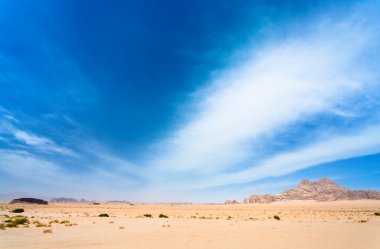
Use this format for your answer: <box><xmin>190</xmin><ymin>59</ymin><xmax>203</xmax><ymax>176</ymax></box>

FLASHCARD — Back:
<box><xmin>243</xmin><ymin>178</ymin><xmax>380</xmax><ymax>203</ymax></box>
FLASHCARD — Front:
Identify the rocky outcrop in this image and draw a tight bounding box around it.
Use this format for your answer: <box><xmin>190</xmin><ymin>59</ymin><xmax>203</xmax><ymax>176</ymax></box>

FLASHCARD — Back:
<box><xmin>244</xmin><ymin>178</ymin><xmax>380</xmax><ymax>203</ymax></box>
<box><xmin>224</xmin><ymin>199</ymin><xmax>238</xmax><ymax>204</ymax></box>
<box><xmin>9</xmin><ymin>198</ymin><xmax>48</xmax><ymax>205</ymax></box>
<box><xmin>106</xmin><ymin>200</ymin><xmax>133</xmax><ymax>205</ymax></box>
<box><xmin>51</xmin><ymin>197</ymin><xmax>78</xmax><ymax>203</ymax></box>
<box><xmin>243</xmin><ymin>194</ymin><xmax>279</xmax><ymax>204</ymax></box>
<box><xmin>51</xmin><ymin>197</ymin><xmax>90</xmax><ymax>203</ymax></box>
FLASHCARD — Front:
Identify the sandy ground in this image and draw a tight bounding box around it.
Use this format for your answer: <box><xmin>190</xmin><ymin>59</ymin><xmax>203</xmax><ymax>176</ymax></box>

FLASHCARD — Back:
<box><xmin>1</xmin><ymin>200</ymin><xmax>380</xmax><ymax>249</ymax></box>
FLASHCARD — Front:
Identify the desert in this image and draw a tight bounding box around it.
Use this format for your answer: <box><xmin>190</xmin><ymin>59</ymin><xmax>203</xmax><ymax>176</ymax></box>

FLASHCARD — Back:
<box><xmin>2</xmin><ymin>1</ymin><xmax>380</xmax><ymax>249</ymax></box>
<box><xmin>1</xmin><ymin>200</ymin><xmax>380</xmax><ymax>249</ymax></box>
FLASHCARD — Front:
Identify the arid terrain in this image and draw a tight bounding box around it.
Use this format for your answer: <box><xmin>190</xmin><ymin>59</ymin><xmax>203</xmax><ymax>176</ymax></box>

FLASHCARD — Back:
<box><xmin>1</xmin><ymin>200</ymin><xmax>380</xmax><ymax>249</ymax></box>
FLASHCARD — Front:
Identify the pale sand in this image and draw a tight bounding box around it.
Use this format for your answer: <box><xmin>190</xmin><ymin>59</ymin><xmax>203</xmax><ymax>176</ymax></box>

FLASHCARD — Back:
<box><xmin>1</xmin><ymin>200</ymin><xmax>380</xmax><ymax>249</ymax></box>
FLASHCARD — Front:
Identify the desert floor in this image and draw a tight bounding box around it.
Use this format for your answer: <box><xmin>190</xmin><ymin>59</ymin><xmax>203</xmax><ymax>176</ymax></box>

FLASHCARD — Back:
<box><xmin>1</xmin><ymin>200</ymin><xmax>380</xmax><ymax>249</ymax></box>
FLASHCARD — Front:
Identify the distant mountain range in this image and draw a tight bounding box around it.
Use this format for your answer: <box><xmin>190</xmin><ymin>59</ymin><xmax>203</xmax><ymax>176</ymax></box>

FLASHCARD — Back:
<box><xmin>50</xmin><ymin>198</ymin><xmax>133</xmax><ymax>204</ymax></box>
<box><xmin>50</xmin><ymin>197</ymin><xmax>90</xmax><ymax>203</ymax></box>
<box><xmin>243</xmin><ymin>178</ymin><xmax>380</xmax><ymax>203</ymax></box>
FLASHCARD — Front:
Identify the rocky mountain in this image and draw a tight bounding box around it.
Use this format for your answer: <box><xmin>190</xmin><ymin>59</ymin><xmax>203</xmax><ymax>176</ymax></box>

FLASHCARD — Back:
<box><xmin>224</xmin><ymin>199</ymin><xmax>238</xmax><ymax>204</ymax></box>
<box><xmin>106</xmin><ymin>200</ymin><xmax>133</xmax><ymax>205</ymax></box>
<box><xmin>9</xmin><ymin>198</ymin><xmax>48</xmax><ymax>205</ymax></box>
<box><xmin>244</xmin><ymin>178</ymin><xmax>380</xmax><ymax>203</ymax></box>
<box><xmin>50</xmin><ymin>197</ymin><xmax>90</xmax><ymax>203</ymax></box>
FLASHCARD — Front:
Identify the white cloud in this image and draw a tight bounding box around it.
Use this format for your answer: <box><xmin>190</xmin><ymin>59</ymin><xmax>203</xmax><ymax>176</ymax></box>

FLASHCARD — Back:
<box><xmin>13</xmin><ymin>129</ymin><xmax>76</xmax><ymax>156</ymax></box>
<box><xmin>176</xmin><ymin>124</ymin><xmax>380</xmax><ymax>189</ymax></box>
<box><xmin>14</xmin><ymin>130</ymin><xmax>51</xmax><ymax>146</ymax></box>
<box><xmin>0</xmin><ymin>114</ymin><xmax>76</xmax><ymax>156</ymax></box>
<box><xmin>150</xmin><ymin>10</ymin><xmax>380</xmax><ymax>177</ymax></box>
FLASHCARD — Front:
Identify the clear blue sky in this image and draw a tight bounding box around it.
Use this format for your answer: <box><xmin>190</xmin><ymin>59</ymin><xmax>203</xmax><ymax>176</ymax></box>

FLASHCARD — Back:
<box><xmin>1</xmin><ymin>0</ymin><xmax>379</xmax><ymax>202</ymax></box>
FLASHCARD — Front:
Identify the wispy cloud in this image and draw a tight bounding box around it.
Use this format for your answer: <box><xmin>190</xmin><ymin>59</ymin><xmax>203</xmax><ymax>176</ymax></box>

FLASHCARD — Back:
<box><xmin>0</xmin><ymin>111</ymin><xmax>76</xmax><ymax>156</ymax></box>
<box><xmin>146</xmin><ymin>4</ymin><xmax>380</xmax><ymax>192</ymax></box>
<box><xmin>164</xmin><ymin>124</ymin><xmax>380</xmax><ymax>190</ymax></box>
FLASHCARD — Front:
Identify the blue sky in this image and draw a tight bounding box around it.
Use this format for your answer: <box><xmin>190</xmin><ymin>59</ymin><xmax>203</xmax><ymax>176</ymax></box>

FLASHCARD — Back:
<box><xmin>0</xmin><ymin>0</ymin><xmax>380</xmax><ymax>202</ymax></box>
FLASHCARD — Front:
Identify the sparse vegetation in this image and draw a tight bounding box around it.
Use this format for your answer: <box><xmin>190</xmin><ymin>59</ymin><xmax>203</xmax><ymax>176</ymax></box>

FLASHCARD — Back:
<box><xmin>159</xmin><ymin>214</ymin><xmax>168</xmax><ymax>218</ymax></box>
<box><xmin>33</xmin><ymin>220</ymin><xmax>50</xmax><ymax>227</ymax></box>
<box><xmin>98</xmin><ymin>213</ymin><xmax>109</xmax><ymax>217</ymax></box>
<box><xmin>4</xmin><ymin>217</ymin><xmax>30</xmax><ymax>228</ymax></box>
<box><xmin>274</xmin><ymin>215</ymin><xmax>281</xmax><ymax>220</ymax></box>
<box><xmin>11</xmin><ymin>208</ymin><xmax>24</xmax><ymax>213</ymax></box>
<box><xmin>143</xmin><ymin>214</ymin><xmax>152</xmax><ymax>218</ymax></box>
<box><xmin>374</xmin><ymin>212</ymin><xmax>380</xmax><ymax>216</ymax></box>
<box><xmin>0</xmin><ymin>223</ymin><xmax>5</xmax><ymax>230</ymax></box>
<box><xmin>119</xmin><ymin>226</ymin><xmax>124</xmax><ymax>229</ymax></box>
<box><xmin>43</xmin><ymin>229</ymin><xmax>53</xmax><ymax>233</ymax></box>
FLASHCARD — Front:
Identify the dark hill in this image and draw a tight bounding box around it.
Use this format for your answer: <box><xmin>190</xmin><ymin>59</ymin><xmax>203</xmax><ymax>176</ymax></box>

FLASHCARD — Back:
<box><xmin>9</xmin><ymin>198</ymin><xmax>48</xmax><ymax>205</ymax></box>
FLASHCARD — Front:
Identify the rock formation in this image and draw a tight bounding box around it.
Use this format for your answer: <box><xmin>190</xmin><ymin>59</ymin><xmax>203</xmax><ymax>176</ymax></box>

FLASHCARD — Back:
<box><xmin>51</xmin><ymin>197</ymin><xmax>90</xmax><ymax>203</ymax></box>
<box><xmin>244</xmin><ymin>178</ymin><xmax>380</xmax><ymax>203</ymax></box>
<box><xmin>224</xmin><ymin>199</ymin><xmax>238</xmax><ymax>204</ymax></box>
<box><xmin>9</xmin><ymin>198</ymin><xmax>48</xmax><ymax>205</ymax></box>
<box><xmin>51</xmin><ymin>197</ymin><xmax>78</xmax><ymax>203</ymax></box>
<box><xmin>106</xmin><ymin>200</ymin><xmax>133</xmax><ymax>204</ymax></box>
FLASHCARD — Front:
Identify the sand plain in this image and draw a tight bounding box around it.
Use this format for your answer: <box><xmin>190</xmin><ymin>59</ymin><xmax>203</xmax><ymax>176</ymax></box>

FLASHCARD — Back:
<box><xmin>1</xmin><ymin>200</ymin><xmax>380</xmax><ymax>249</ymax></box>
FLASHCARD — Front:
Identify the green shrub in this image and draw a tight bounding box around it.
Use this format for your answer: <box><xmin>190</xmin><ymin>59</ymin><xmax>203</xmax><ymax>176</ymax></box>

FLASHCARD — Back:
<box><xmin>11</xmin><ymin>208</ymin><xmax>24</xmax><ymax>213</ymax></box>
<box><xmin>273</xmin><ymin>215</ymin><xmax>280</xmax><ymax>220</ymax></box>
<box><xmin>4</xmin><ymin>217</ymin><xmax>29</xmax><ymax>228</ymax></box>
<box><xmin>159</xmin><ymin>214</ymin><xmax>168</xmax><ymax>218</ymax></box>
<box><xmin>143</xmin><ymin>214</ymin><xmax>152</xmax><ymax>218</ymax></box>
<box><xmin>33</xmin><ymin>220</ymin><xmax>49</xmax><ymax>227</ymax></box>
<box><xmin>98</xmin><ymin>213</ymin><xmax>109</xmax><ymax>217</ymax></box>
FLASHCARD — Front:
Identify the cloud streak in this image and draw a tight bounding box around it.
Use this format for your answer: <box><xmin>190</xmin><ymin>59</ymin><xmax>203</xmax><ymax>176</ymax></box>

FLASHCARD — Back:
<box><xmin>0</xmin><ymin>116</ymin><xmax>76</xmax><ymax>157</ymax></box>
<box><xmin>147</xmin><ymin>4</ymin><xmax>380</xmax><ymax>192</ymax></box>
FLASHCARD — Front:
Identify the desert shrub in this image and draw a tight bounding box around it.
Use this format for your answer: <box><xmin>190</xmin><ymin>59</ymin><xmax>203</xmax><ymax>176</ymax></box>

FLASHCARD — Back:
<box><xmin>119</xmin><ymin>226</ymin><xmax>124</xmax><ymax>229</ymax></box>
<box><xmin>159</xmin><ymin>214</ymin><xmax>168</xmax><ymax>218</ymax></box>
<box><xmin>4</xmin><ymin>217</ymin><xmax>29</xmax><ymax>228</ymax></box>
<box><xmin>48</xmin><ymin>220</ymin><xmax>60</xmax><ymax>225</ymax></box>
<box><xmin>98</xmin><ymin>213</ymin><xmax>109</xmax><ymax>217</ymax></box>
<box><xmin>33</xmin><ymin>220</ymin><xmax>49</xmax><ymax>227</ymax></box>
<box><xmin>273</xmin><ymin>215</ymin><xmax>280</xmax><ymax>220</ymax></box>
<box><xmin>13</xmin><ymin>218</ymin><xmax>29</xmax><ymax>225</ymax></box>
<box><xmin>11</xmin><ymin>208</ymin><xmax>24</xmax><ymax>213</ymax></box>
<box><xmin>0</xmin><ymin>223</ymin><xmax>5</xmax><ymax>230</ymax></box>
<box><xmin>43</xmin><ymin>229</ymin><xmax>53</xmax><ymax>233</ymax></box>
<box><xmin>143</xmin><ymin>214</ymin><xmax>152</xmax><ymax>218</ymax></box>
<box><xmin>374</xmin><ymin>212</ymin><xmax>380</xmax><ymax>216</ymax></box>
